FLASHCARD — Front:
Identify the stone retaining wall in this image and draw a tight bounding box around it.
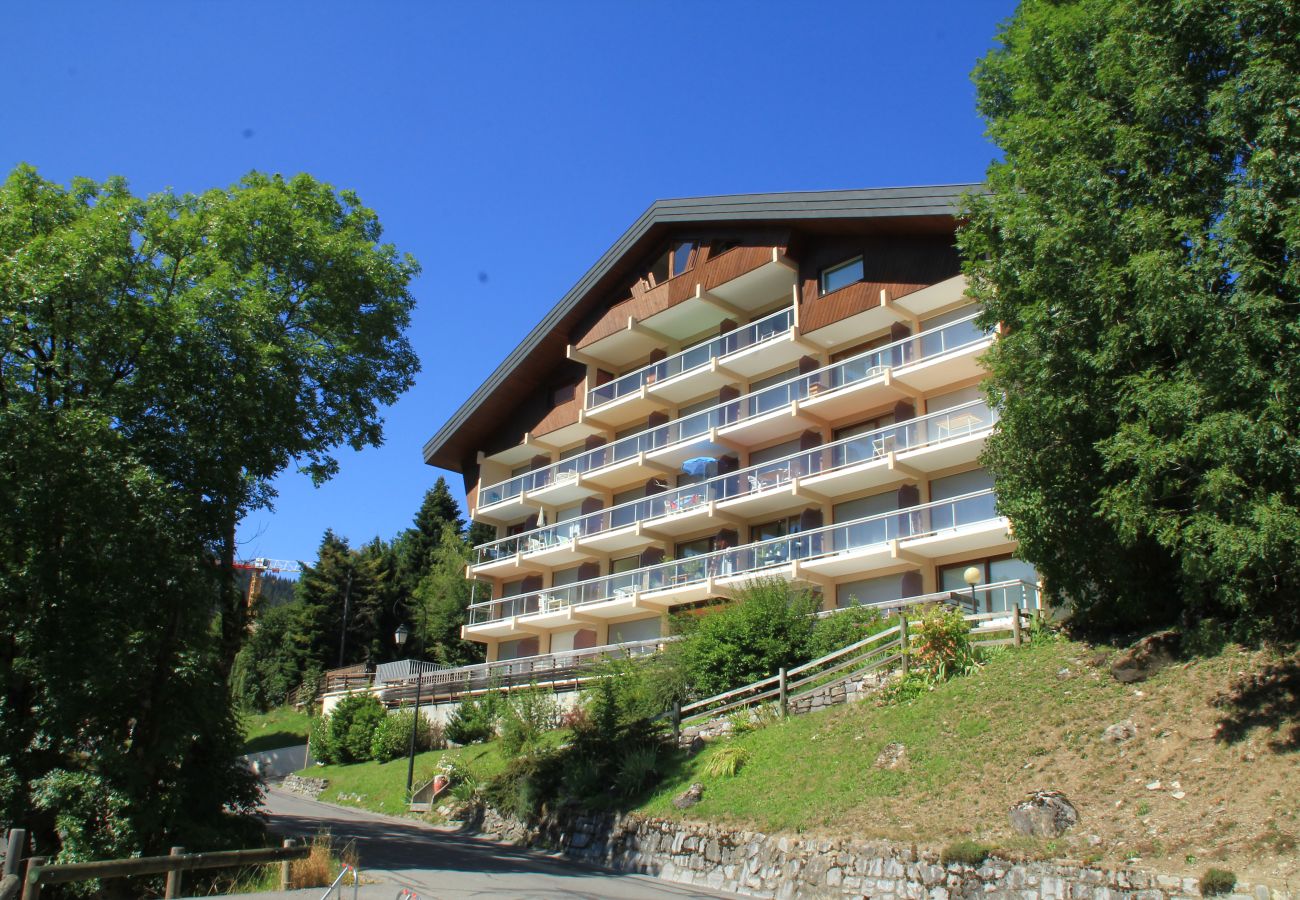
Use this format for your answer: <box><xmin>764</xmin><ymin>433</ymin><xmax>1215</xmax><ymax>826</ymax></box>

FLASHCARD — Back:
<box><xmin>467</xmin><ymin>806</ymin><xmax>1291</xmax><ymax>900</ymax></box>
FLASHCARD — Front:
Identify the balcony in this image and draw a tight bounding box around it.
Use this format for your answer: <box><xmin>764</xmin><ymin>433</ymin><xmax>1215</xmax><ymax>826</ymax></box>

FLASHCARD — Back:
<box><xmin>472</xmin><ymin>399</ymin><xmax>998</xmax><ymax>575</ymax></box>
<box><xmin>465</xmin><ymin>489</ymin><xmax>1009</xmax><ymax>637</ymax></box>
<box><xmin>474</xmin><ymin>311</ymin><xmax>991</xmax><ymax>522</ymax></box>
<box><xmin>584</xmin><ymin>306</ymin><xmax>803</xmax><ymax>430</ymax></box>
<box><xmin>574</xmin><ymin>247</ymin><xmax>798</xmax><ymax>370</ymax></box>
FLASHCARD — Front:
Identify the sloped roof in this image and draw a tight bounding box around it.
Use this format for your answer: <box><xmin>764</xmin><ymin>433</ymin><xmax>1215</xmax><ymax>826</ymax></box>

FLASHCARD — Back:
<box><xmin>423</xmin><ymin>184</ymin><xmax>982</xmax><ymax>472</ymax></box>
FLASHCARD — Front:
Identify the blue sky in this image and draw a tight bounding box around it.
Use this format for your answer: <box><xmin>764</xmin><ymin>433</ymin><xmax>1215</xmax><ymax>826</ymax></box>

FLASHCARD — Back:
<box><xmin>1</xmin><ymin>1</ymin><xmax>1015</xmax><ymax>566</ymax></box>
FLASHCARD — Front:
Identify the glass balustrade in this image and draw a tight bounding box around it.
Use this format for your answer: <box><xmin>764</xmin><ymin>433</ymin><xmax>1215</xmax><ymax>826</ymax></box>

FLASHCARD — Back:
<box><xmin>587</xmin><ymin>307</ymin><xmax>796</xmax><ymax>409</ymax></box>
<box><xmin>473</xmin><ymin>399</ymin><xmax>998</xmax><ymax>564</ymax></box>
<box><xmin>478</xmin><ymin>311</ymin><xmax>987</xmax><ymax>509</ymax></box>
<box><xmin>468</xmin><ymin>489</ymin><xmax>1001</xmax><ymax>624</ymax></box>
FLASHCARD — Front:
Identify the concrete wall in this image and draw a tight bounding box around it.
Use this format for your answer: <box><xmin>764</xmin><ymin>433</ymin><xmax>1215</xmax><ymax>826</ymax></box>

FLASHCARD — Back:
<box><xmin>241</xmin><ymin>744</ymin><xmax>308</xmax><ymax>779</ymax></box>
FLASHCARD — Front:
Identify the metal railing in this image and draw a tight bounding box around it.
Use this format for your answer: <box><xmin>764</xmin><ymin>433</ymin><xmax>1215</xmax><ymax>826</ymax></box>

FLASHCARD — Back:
<box><xmin>474</xmin><ymin>399</ymin><xmax>996</xmax><ymax>565</ymax></box>
<box><xmin>587</xmin><ymin>306</ymin><xmax>795</xmax><ymax>409</ymax></box>
<box><xmin>320</xmin><ymin>864</ymin><xmax>358</xmax><ymax>900</ymax></box>
<box><xmin>479</xmin><ymin>310</ymin><xmax>988</xmax><ymax>508</ymax></box>
<box><xmin>377</xmin><ymin>637</ymin><xmax>675</xmax><ymax>706</ymax></box>
<box><xmin>468</xmin><ymin>489</ymin><xmax>1003</xmax><ymax>625</ymax></box>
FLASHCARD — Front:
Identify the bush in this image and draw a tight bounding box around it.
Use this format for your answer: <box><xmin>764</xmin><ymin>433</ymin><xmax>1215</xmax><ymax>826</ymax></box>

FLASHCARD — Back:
<box><xmin>614</xmin><ymin>745</ymin><xmax>660</xmax><ymax>798</ymax></box>
<box><xmin>581</xmin><ymin>654</ymin><xmax>682</xmax><ymax>736</ymax></box>
<box><xmin>1199</xmin><ymin>868</ymin><xmax>1237</xmax><ymax>896</ymax></box>
<box><xmin>369</xmin><ymin>709</ymin><xmax>444</xmax><ymax>763</ymax></box>
<box><xmin>941</xmin><ymin>839</ymin><xmax>992</xmax><ymax>866</ymax></box>
<box><xmin>308</xmin><ymin>712</ymin><xmax>338</xmax><ymax>765</ymax></box>
<box><xmin>499</xmin><ymin>687</ymin><xmax>560</xmax><ymax>757</ymax></box>
<box><xmin>328</xmin><ymin>693</ymin><xmax>387</xmax><ymax>764</ymax></box>
<box><xmin>702</xmin><ymin>744</ymin><xmax>751</xmax><ymax>778</ymax></box>
<box><xmin>444</xmin><ymin>692</ymin><xmax>500</xmax><ymax>746</ymax></box>
<box><xmin>677</xmin><ymin>579</ymin><xmax>820</xmax><ymax>697</ymax></box>
<box><xmin>910</xmin><ymin>604</ymin><xmax>977</xmax><ymax>682</ymax></box>
<box><xmin>807</xmin><ymin>603</ymin><xmax>886</xmax><ymax>659</ymax></box>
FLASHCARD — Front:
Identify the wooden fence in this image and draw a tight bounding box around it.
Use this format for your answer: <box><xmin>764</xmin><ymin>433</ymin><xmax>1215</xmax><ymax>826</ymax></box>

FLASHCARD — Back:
<box><xmin>19</xmin><ymin>840</ymin><xmax>310</xmax><ymax>900</ymax></box>
<box><xmin>666</xmin><ymin>604</ymin><xmax>1035</xmax><ymax>736</ymax></box>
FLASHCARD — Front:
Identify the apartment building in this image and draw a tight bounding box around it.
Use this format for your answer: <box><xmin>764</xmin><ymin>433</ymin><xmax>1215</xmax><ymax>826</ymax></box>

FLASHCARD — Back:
<box><xmin>423</xmin><ymin>187</ymin><xmax>1036</xmax><ymax>663</ymax></box>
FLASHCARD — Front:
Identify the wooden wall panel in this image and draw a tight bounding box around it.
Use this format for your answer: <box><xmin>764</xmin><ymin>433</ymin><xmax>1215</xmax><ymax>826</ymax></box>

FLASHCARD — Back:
<box><xmin>532</xmin><ymin>388</ymin><xmax>582</xmax><ymax>437</ymax></box>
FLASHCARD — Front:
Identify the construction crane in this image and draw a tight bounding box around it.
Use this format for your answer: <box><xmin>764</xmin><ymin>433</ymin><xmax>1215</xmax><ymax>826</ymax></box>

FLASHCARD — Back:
<box><xmin>233</xmin><ymin>557</ymin><xmax>302</xmax><ymax>608</ymax></box>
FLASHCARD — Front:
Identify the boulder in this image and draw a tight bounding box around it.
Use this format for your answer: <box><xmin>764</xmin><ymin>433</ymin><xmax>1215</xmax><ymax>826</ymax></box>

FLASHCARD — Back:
<box><xmin>1009</xmin><ymin>790</ymin><xmax>1079</xmax><ymax>838</ymax></box>
<box><xmin>1110</xmin><ymin>630</ymin><xmax>1181</xmax><ymax>683</ymax></box>
<box><xmin>874</xmin><ymin>742</ymin><xmax>908</xmax><ymax>770</ymax></box>
<box><xmin>1101</xmin><ymin>720</ymin><xmax>1138</xmax><ymax>744</ymax></box>
<box><xmin>673</xmin><ymin>782</ymin><xmax>705</xmax><ymax>810</ymax></box>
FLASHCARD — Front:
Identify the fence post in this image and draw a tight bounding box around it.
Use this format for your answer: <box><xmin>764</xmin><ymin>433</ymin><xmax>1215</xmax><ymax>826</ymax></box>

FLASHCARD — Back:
<box><xmin>21</xmin><ymin>857</ymin><xmax>45</xmax><ymax>900</ymax></box>
<box><xmin>778</xmin><ymin>667</ymin><xmax>788</xmax><ymax>718</ymax></box>
<box><xmin>1012</xmin><ymin>604</ymin><xmax>1023</xmax><ymax>647</ymax></box>
<box><xmin>899</xmin><ymin>614</ymin><xmax>910</xmax><ymax>676</ymax></box>
<box><xmin>279</xmin><ymin>839</ymin><xmax>294</xmax><ymax>891</ymax></box>
<box><xmin>4</xmin><ymin>830</ymin><xmax>25</xmax><ymax>878</ymax></box>
<box><xmin>164</xmin><ymin>847</ymin><xmax>184</xmax><ymax>899</ymax></box>
<box><xmin>671</xmin><ymin>702</ymin><xmax>681</xmax><ymax>746</ymax></box>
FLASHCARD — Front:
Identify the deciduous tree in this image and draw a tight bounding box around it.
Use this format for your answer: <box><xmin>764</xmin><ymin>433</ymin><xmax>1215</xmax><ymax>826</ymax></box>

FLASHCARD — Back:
<box><xmin>961</xmin><ymin>0</ymin><xmax>1300</xmax><ymax>637</ymax></box>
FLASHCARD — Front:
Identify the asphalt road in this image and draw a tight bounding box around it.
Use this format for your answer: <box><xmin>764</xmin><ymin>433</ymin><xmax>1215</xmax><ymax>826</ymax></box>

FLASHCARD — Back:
<box><xmin>260</xmin><ymin>788</ymin><xmax>742</xmax><ymax>900</ymax></box>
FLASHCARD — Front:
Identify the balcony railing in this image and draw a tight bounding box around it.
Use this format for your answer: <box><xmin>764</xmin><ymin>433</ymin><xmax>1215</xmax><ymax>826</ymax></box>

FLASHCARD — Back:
<box><xmin>479</xmin><ymin>310</ymin><xmax>987</xmax><ymax>509</ymax></box>
<box><xmin>474</xmin><ymin>399</ymin><xmax>997</xmax><ymax>565</ymax></box>
<box><xmin>468</xmin><ymin>488</ymin><xmax>1001</xmax><ymax>624</ymax></box>
<box><xmin>586</xmin><ymin>306</ymin><xmax>796</xmax><ymax>409</ymax></box>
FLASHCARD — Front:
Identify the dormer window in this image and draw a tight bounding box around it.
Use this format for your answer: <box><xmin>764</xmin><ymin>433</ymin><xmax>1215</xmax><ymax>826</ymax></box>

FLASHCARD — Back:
<box><xmin>820</xmin><ymin>256</ymin><xmax>864</xmax><ymax>294</ymax></box>
<box><xmin>647</xmin><ymin>241</ymin><xmax>698</xmax><ymax>286</ymax></box>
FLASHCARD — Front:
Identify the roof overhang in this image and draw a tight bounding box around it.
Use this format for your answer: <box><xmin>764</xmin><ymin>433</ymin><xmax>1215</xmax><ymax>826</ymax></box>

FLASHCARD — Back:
<box><xmin>423</xmin><ymin>184</ymin><xmax>985</xmax><ymax>473</ymax></box>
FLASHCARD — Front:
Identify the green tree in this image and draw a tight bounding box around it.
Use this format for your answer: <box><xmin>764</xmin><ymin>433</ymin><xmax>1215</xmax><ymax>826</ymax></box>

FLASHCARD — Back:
<box><xmin>961</xmin><ymin>0</ymin><xmax>1300</xmax><ymax>637</ymax></box>
<box><xmin>296</xmin><ymin>530</ymin><xmax>384</xmax><ymax>670</ymax></box>
<box><xmin>0</xmin><ymin>164</ymin><xmax>418</xmax><ymax>858</ymax></box>
<box><xmin>410</xmin><ymin>525</ymin><xmax>485</xmax><ymax>665</ymax></box>
<box><xmin>397</xmin><ymin>478</ymin><xmax>467</xmax><ymax>596</ymax></box>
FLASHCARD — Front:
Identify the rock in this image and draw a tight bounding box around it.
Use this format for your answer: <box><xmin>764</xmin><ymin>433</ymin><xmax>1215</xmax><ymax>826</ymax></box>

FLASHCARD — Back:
<box><xmin>688</xmin><ymin>736</ymin><xmax>706</xmax><ymax>755</ymax></box>
<box><xmin>1110</xmin><ymin>630</ymin><xmax>1181</xmax><ymax>683</ymax></box>
<box><xmin>673</xmin><ymin>783</ymin><xmax>705</xmax><ymax>810</ymax></box>
<box><xmin>1146</xmin><ymin>780</ymin><xmax>1161</xmax><ymax>790</ymax></box>
<box><xmin>874</xmin><ymin>742</ymin><xmax>908</xmax><ymax>770</ymax></box>
<box><xmin>1102</xmin><ymin>720</ymin><xmax>1138</xmax><ymax>744</ymax></box>
<box><xmin>1009</xmin><ymin>790</ymin><xmax>1079</xmax><ymax>838</ymax></box>
<box><xmin>281</xmin><ymin>774</ymin><xmax>328</xmax><ymax>798</ymax></box>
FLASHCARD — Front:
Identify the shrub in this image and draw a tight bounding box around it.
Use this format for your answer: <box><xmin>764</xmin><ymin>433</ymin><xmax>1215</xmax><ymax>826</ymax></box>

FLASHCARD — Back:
<box><xmin>500</xmin><ymin>687</ymin><xmax>560</xmax><ymax>757</ymax></box>
<box><xmin>328</xmin><ymin>693</ymin><xmax>387</xmax><ymax>763</ymax></box>
<box><xmin>879</xmin><ymin>670</ymin><xmax>931</xmax><ymax>705</ymax></box>
<box><xmin>308</xmin><ymin>712</ymin><xmax>339</xmax><ymax>765</ymax></box>
<box><xmin>677</xmin><ymin>579</ymin><xmax>820</xmax><ymax>697</ymax></box>
<box><xmin>614</xmin><ymin>745</ymin><xmax>660</xmax><ymax>798</ymax></box>
<box><xmin>910</xmin><ymin>604</ymin><xmax>977</xmax><ymax>682</ymax></box>
<box><xmin>444</xmin><ymin>692</ymin><xmax>500</xmax><ymax>746</ymax></box>
<box><xmin>581</xmin><ymin>652</ymin><xmax>685</xmax><ymax>734</ymax></box>
<box><xmin>1199</xmin><ymin>868</ymin><xmax>1237</xmax><ymax>896</ymax></box>
<box><xmin>702</xmin><ymin>744</ymin><xmax>751</xmax><ymax>778</ymax></box>
<box><xmin>369</xmin><ymin>709</ymin><xmax>444</xmax><ymax>763</ymax></box>
<box><xmin>941</xmin><ymin>839</ymin><xmax>992</xmax><ymax>866</ymax></box>
<box><xmin>807</xmin><ymin>603</ymin><xmax>886</xmax><ymax>659</ymax></box>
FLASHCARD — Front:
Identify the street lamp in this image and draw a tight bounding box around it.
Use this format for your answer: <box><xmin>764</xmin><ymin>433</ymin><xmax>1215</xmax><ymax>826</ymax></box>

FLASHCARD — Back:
<box><xmin>393</xmin><ymin>624</ymin><xmax>421</xmax><ymax>801</ymax></box>
<box><xmin>963</xmin><ymin>566</ymin><xmax>982</xmax><ymax>612</ymax></box>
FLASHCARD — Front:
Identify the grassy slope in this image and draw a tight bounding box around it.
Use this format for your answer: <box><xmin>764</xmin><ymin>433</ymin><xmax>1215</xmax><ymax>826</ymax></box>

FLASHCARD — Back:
<box><xmin>639</xmin><ymin>637</ymin><xmax>1298</xmax><ymax>885</ymax></box>
<box><xmin>242</xmin><ymin>706</ymin><xmax>311</xmax><ymax>754</ymax></box>
<box><xmin>303</xmin><ymin>739</ymin><xmax>525</xmax><ymax>816</ymax></box>
<box><xmin>295</xmin><ymin>637</ymin><xmax>1297</xmax><ymax>884</ymax></box>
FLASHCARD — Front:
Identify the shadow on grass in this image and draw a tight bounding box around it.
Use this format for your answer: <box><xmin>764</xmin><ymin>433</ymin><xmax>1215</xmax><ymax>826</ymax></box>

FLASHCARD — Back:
<box><xmin>244</xmin><ymin>730</ymin><xmax>308</xmax><ymax>754</ymax></box>
<box><xmin>1213</xmin><ymin>655</ymin><xmax>1300</xmax><ymax>752</ymax></box>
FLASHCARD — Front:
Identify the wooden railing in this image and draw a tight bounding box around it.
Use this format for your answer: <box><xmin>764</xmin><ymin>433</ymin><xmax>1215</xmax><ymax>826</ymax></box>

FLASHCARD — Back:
<box><xmin>667</xmin><ymin>604</ymin><xmax>1036</xmax><ymax>734</ymax></box>
<box><xmin>21</xmin><ymin>841</ymin><xmax>311</xmax><ymax>900</ymax></box>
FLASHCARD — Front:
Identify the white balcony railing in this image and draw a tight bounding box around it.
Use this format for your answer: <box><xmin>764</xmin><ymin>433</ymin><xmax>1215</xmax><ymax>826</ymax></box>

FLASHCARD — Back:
<box><xmin>468</xmin><ymin>489</ymin><xmax>1001</xmax><ymax>625</ymax></box>
<box><xmin>586</xmin><ymin>306</ymin><xmax>795</xmax><ymax>409</ymax></box>
<box><xmin>478</xmin><ymin>310</ymin><xmax>987</xmax><ymax>509</ymax></box>
<box><xmin>474</xmin><ymin>399</ymin><xmax>996</xmax><ymax>565</ymax></box>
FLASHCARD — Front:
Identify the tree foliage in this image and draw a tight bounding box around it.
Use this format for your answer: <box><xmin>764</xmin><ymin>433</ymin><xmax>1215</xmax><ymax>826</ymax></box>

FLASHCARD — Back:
<box><xmin>0</xmin><ymin>164</ymin><xmax>418</xmax><ymax>858</ymax></box>
<box><xmin>961</xmin><ymin>0</ymin><xmax>1300</xmax><ymax>637</ymax></box>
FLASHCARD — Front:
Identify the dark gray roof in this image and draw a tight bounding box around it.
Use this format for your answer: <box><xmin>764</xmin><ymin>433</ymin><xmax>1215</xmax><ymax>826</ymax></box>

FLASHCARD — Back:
<box><xmin>423</xmin><ymin>184</ymin><xmax>983</xmax><ymax>470</ymax></box>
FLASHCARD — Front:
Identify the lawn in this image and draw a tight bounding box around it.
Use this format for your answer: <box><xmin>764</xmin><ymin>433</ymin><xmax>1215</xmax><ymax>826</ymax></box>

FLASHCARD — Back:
<box><xmin>241</xmin><ymin>705</ymin><xmax>312</xmax><ymax>754</ymax></box>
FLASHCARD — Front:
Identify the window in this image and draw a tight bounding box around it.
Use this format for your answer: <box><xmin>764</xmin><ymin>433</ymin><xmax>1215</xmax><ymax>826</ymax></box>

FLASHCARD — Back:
<box><xmin>820</xmin><ymin>256</ymin><xmax>864</xmax><ymax>295</ymax></box>
<box><xmin>647</xmin><ymin>241</ymin><xmax>698</xmax><ymax>286</ymax></box>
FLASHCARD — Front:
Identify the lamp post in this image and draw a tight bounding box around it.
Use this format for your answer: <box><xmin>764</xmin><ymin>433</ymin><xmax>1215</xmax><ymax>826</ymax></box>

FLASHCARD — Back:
<box><xmin>393</xmin><ymin>624</ymin><xmax>421</xmax><ymax>801</ymax></box>
<box><xmin>963</xmin><ymin>566</ymin><xmax>982</xmax><ymax>613</ymax></box>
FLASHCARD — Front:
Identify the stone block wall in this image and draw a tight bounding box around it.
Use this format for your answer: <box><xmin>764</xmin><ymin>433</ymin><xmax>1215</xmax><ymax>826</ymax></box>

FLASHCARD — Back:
<box><xmin>469</xmin><ymin>806</ymin><xmax>1291</xmax><ymax>900</ymax></box>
